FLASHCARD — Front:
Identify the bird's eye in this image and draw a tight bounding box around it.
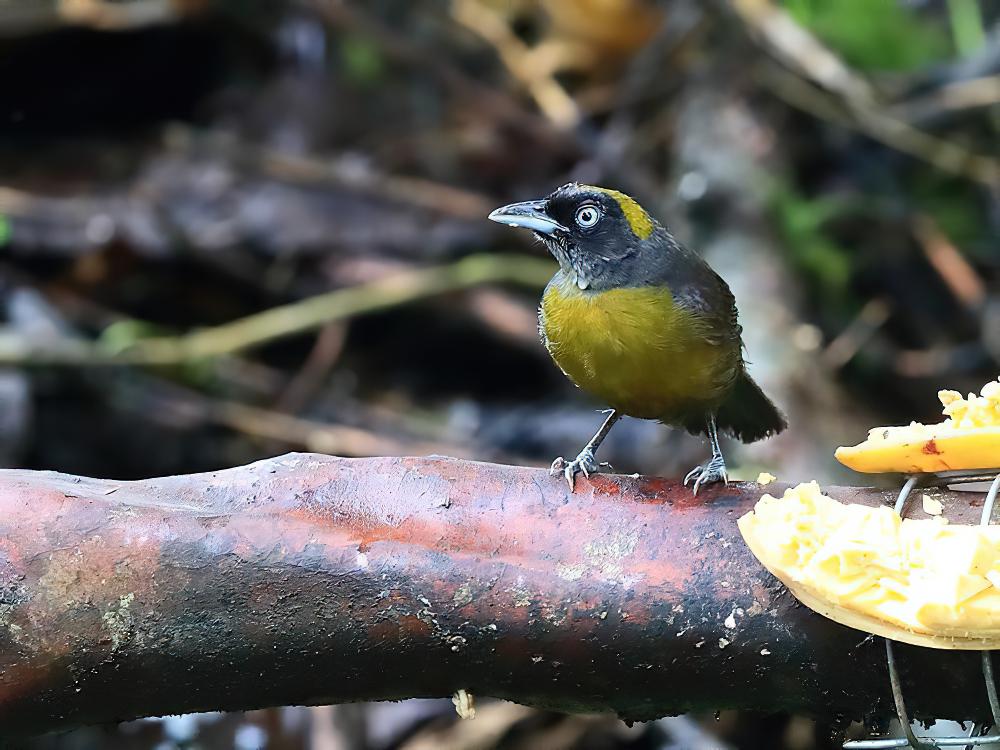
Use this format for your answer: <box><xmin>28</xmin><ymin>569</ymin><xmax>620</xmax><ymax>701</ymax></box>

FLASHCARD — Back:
<box><xmin>575</xmin><ymin>205</ymin><xmax>601</xmax><ymax>228</ymax></box>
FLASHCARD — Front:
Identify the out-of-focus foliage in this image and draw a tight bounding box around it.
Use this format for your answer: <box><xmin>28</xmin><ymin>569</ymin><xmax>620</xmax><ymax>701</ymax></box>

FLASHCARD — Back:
<box><xmin>770</xmin><ymin>186</ymin><xmax>854</xmax><ymax>302</ymax></box>
<box><xmin>783</xmin><ymin>0</ymin><xmax>952</xmax><ymax>70</ymax></box>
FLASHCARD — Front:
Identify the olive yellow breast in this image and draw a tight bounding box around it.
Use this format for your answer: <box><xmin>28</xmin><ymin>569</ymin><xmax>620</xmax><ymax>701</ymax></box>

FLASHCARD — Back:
<box><xmin>540</xmin><ymin>274</ymin><xmax>738</xmax><ymax>420</ymax></box>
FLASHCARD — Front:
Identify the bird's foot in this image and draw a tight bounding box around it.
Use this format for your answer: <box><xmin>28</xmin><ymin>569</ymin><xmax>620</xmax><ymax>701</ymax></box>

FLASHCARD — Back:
<box><xmin>550</xmin><ymin>449</ymin><xmax>611</xmax><ymax>492</ymax></box>
<box><xmin>683</xmin><ymin>455</ymin><xmax>729</xmax><ymax>496</ymax></box>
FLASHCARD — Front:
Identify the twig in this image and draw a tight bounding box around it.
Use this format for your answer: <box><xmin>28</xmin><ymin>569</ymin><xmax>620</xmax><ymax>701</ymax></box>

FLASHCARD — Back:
<box><xmin>735</xmin><ymin>0</ymin><xmax>1000</xmax><ymax>187</ymax></box>
<box><xmin>891</xmin><ymin>75</ymin><xmax>1000</xmax><ymax>122</ymax></box>
<box><xmin>308</xmin><ymin>0</ymin><xmax>578</xmax><ymax>151</ymax></box>
<box><xmin>0</xmin><ymin>126</ymin><xmax>498</xmax><ymax>261</ymax></box>
<box><xmin>209</xmin><ymin>399</ymin><xmax>460</xmax><ymax>458</ymax></box>
<box><xmin>0</xmin><ymin>254</ymin><xmax>555</xmax><ymax>366</ymax></box>
<box><xmin>274</xmin><ymin>322</ymin><xmax>349</xmax><ymax>414</ymax></box>
<box><xmin>912</xmin><ymin>214</ymin><xmax>987</xmax><ymax>311</ymax></box>
<box><xmin>0</xmin><ymin>0</ymin><xmax>187</xmax><ymax>34</ymax></box>
<box><xmin>758</xmin><ymin>63</ymin><xmax>1000</xmax><ymax>188</ymax></box>
<box><xmin>450</xmin><ymin>0</ymin><xmax>580</xmax><ymax>128</ymax></box>
<box><xmin>164</xmin><ymin>126</ymin><xmax>498</xmax><ymax>222</ymax></box>
<box><xmin>821</xmin><ymin>298</ymin><xmax>892</xmax><ymax>370</ymax></box>
<box><xmin>58</xmin><ymin>0</ymin><xmax>179</xmax><ymax>29</ymax></box>
<box><xmin>730</xmin><ymin>0</ymin><xmax>877</xmax><ymax>106</ymax></box>
<box><xmin>120</xmin><ymin>372</ymin><xmax>462</xmax><ymax>457</ymax></box>
<box><xmin>0</xmin><ymin>261</ymin><xmax>290</xmax><ymax>397</ymax></box>
<box><xmin>893</xmin><ymin>342</ymin><xmax>991</xmax><ymax>378</ymax></box>
<box><xmin>463</xmin><ymin>289</ymin><xmax>539</xmax><ymax>347</ymax></box>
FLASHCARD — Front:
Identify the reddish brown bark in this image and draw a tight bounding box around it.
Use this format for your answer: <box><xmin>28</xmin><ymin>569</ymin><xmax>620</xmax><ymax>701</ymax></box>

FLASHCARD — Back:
<box><xmin>0</xmin><ymin>454</ymin><xmax>994</xmax><ymax>736</ymax></box>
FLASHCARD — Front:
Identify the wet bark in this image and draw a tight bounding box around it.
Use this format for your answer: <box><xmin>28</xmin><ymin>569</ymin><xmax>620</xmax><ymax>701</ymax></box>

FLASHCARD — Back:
<box><xmin>0</xmin><ymin>453</ymin><xmax>994</xmax><ymax>735</ymax></box>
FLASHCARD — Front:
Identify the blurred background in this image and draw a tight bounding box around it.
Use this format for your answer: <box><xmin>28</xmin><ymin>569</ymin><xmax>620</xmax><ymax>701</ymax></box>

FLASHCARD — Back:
<box><xmin>2</xmin><ymin>0</ymin><xmax>998</xmax><ymax>747</ymax></box>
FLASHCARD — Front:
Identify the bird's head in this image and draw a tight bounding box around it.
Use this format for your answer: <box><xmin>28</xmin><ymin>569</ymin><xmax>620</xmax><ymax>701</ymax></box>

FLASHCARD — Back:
<box><xmin>489</xmin><ymin>183</ymin><xmax>665</xmax><ymax>291</ymax></box>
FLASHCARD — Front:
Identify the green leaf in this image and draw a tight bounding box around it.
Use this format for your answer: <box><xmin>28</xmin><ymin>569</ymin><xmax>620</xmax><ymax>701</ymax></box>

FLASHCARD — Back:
<box><xmin>947</xmin><ymin>0</ymin><xmax>985</xmax><ymax>56</ymax></box>
<box><xmin>768</xmin><ymin>184</ymin><xmax>854</xmax><ymax>303</ymax></box>
<box><xmin>97</xmin><ymin>320</ymin><xmax>164</xmax><ymax>355</ymax></box>
<box><xmin>340</xmin><ymin>34</ymin><xmax>384</xmax><ymax>85</ymax></box>
<box><xmin>782</xmin><ymin>0</ymin><xmax>951</xmax><ymax>72</ymax></box>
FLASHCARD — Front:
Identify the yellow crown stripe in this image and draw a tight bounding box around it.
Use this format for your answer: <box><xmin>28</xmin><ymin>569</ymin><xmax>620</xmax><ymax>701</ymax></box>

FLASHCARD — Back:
<box><xmin>591</xmin><ymin>186</ymin><xmax>654</xmax><ymax>240</ymax></box>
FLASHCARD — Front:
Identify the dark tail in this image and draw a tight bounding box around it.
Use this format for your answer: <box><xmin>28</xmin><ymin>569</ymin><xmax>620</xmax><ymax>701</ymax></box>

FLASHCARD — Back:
<box><xmin>714</xmin><ymin>371</ymin><xmax>787</xmax><ymax>443</ymax></box>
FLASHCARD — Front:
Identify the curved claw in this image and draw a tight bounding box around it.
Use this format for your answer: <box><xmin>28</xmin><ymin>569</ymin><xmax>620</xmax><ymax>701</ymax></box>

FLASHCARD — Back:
<box><xmin>682</xmin><ymin>465</ymin><xmax>701</xmax><ymax>486</ymax></box>
<box><xmin>683</xmin><ymin>457</ymin><xmax>729</xmax><ymax>496</ymax></box>
<box><xmin>551</xmin><ymin>448</ymin><xmax>600</xmax><ymax>492</ymax></box>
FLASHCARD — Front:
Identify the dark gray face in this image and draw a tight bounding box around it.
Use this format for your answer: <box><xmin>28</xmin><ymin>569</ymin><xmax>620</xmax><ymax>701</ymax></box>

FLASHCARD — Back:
<box><xmin>489</xmin><ymin>183</ymin><xmax>668</xmax><ymax>291</ymax></box>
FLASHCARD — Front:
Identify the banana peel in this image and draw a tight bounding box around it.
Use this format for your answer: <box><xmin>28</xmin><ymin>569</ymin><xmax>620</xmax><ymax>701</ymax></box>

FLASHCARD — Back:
<box><xmin>835</xmin><ymin>379</ymin><xmax>1000</xmax><ymax>474</ymax></box>
<box><xmin>738</xmin><ymin>482</ymin><xmax>1000</xmax><ymax>649</ymax></box>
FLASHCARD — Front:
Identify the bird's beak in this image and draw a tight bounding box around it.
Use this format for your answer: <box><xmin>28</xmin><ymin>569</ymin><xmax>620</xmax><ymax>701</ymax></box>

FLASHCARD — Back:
<box><xmin>488</xmin><ymin>200</ymin><xmax>567</xmax><ymax>235</ymax></box>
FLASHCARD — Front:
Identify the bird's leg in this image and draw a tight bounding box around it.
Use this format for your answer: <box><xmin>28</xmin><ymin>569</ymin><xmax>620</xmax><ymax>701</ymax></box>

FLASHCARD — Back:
<box><xmin>551</xmin><ymin>410</ymin><xmax>620</xmax><ymax>491</ymax></box>
<box><xmin>683</xmin><ymin>413</ymin><xmax>729</xmax><ymax>495</ymax></box>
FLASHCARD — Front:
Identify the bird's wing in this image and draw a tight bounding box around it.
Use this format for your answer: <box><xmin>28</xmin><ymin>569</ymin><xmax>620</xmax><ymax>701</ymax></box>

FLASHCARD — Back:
<box><xmin>669</xmin><ymin>261</ymin><xmax>743</xmax><ymax>348</ymax></box>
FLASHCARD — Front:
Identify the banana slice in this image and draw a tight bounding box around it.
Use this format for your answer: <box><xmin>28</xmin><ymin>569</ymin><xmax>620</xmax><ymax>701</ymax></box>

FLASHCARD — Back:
<box><xmin>738</xmin><ymin>481</ymin><xmax>1000</xmax><ymax>649</ymax></box>
<box><xmin>835</xmin><ymin>379</ymin><xmax>1000</xmax><ymax>474</ymax></box>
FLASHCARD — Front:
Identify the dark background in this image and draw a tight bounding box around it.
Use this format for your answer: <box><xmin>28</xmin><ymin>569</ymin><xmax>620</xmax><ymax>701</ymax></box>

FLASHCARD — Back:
<box><xmin>2</xmin><ymin>0</ymin><xmax>998</xmax><ymax>747</ymax></box>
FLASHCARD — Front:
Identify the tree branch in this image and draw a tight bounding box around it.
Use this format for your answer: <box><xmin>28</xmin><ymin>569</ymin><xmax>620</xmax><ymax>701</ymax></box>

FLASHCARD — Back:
<box><xmin>0</xmin><ymin>454</ymin><xmax>995</xmax><ymax>736</ymax></box>
<box><xmin>0</xmin><ymin>254</ymin><xmax>554</xmax><ymax>366</ymax></box>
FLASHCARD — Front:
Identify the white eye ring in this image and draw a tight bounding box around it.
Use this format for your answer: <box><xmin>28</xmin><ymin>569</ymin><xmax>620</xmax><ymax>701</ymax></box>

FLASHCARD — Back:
<box><xmin>575</xmin><ymin>205</ymin><xmax>601</xmax><ymax>228</ymax></box>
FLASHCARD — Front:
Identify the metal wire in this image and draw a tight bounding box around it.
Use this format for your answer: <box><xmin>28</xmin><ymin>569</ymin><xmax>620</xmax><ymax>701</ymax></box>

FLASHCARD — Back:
<box><xmin>979</xmin><ymin>475</ymin><xmax>1000</xmax><ymax>736</ymax></box>
<box><xmin>966</xmin><ymin>721</ymin><xmax>983</xmax><ymax>750</ymax></box>
<box><xmin>887</xmin><ymin>638</ymin><xmax>931</xmax><ymax>749</ymax></box>
<box><xmin>980</xmin><ymin>475</ymin><xmax>1000</xmax><ymax>527</ymax></box>
<box><xmin>981</xmin><ymin>653</ymin><xmax>1000</xmax><ymax>741</ymax></box>
<box><xmin>844</xmin><ymin>473</ymin><xmax>1000</xmax><ymax>750</ymax></box>
<box><xmin>894</xmin><ymin>476</ymin><xmax>921</xmax><ymax>515</ymax></box>
<box><xmin>846</xmin><ymin>738</ymin><xmax>1000</xmax><ymax>748</ymax></box>
<box><xmin>934</xmin><ymin>472</ymin><xmax>1000</xmax><ymax>487</ymax></box>
<box><xmin>847</xmin><ymin>478</ymin><xmax>931</xmax><ymax>749</ymax></box>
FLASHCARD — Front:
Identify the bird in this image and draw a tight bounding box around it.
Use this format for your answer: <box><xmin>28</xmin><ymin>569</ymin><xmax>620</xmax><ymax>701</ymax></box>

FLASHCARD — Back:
<box><xmin>488</xmin><ymin>183</ymin><xmax>786</xmax><ymax>493</ymax></box>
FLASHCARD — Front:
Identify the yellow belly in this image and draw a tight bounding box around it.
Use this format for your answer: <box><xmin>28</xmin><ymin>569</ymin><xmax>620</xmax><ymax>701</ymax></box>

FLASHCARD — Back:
<box><xmin>540</xmin><ymin>277</ymin><xmax>738</xmax><ymax>420</ymax></box>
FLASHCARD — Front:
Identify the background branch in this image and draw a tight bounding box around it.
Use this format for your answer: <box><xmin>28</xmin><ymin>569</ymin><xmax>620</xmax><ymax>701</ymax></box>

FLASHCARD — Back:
<box><xmin>0</xmin><ymin>254</ymin><xmax>554</xmax><ymax>366</ymax></box>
